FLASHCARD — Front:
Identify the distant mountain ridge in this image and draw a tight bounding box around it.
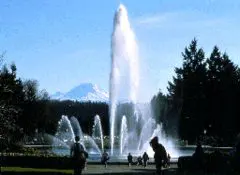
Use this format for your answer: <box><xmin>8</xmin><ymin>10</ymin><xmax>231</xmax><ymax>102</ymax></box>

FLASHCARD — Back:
<box><xmin>51</xmin><ymin>83</ymin><xmax>109</xmax><ymax>102</ymax></box>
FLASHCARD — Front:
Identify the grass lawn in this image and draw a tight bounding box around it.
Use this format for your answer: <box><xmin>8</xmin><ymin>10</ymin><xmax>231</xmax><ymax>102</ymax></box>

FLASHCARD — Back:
<box><xmin>2</xmin><ymin>167</ymin><xmax>72</xmax><ymax>174</ymax></box>
<box><xmin>1</xmin><ymin>165</ymin><xmax>177</xmax><ymax>174</ymax></box>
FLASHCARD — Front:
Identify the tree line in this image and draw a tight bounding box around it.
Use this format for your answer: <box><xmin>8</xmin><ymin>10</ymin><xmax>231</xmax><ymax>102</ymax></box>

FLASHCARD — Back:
<box><xmin>0</xmin><ymin>56</ymin><xmax>108</xmax><ymax>150</ymax></box>
<box><xmin>151</xmin><ymin>39</ymin><xmax>240</xmax><ymax>146</ymax></box>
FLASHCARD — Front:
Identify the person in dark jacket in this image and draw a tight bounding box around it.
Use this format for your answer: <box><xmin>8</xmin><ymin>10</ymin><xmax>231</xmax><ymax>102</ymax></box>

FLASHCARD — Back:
<box><xmin>142</xmin><ymin>152</ymin><xmax>149</xmax><ymax>167</ymax></box>
<box><xmin>127</xmin><ymin>153</ymin><xmax>133</xmax><ymax>167</ymax></box>
<box><xmin>101</xmin><ymin>150</ymin><xmax>109</xmax><ymax>168</ymax></box>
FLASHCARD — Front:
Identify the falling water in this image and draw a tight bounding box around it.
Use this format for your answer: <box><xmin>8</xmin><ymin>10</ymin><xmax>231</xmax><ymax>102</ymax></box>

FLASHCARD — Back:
<box><xmin>137</xmin><ymin>118</ymin><xmax>155</xmax><ymax>151</ymax></box>
<box><xmin>110</xmin><ymin>4</ymin><xmax>139</xmax><ymax>155</ymax></box>
<box><xmin>70</xmin><ymin>116</ymin><xmax>83</xmax><ymax>138</ymax></box>
<box><xmin>84</xmin><ymin>135</ymin><xmax>101</xmax><ymax>154</ymax></box>
<box><xmin>55</xmin><ymin>115</ymin><xmax>75</xmax><ymax>143</ymax></box>
<box><xmin>92</xmin><ymin>115</ymin><xmax>104</xmax><ymax>152</ymax></box>
<box><xmin>54</xmin><ymin>115</ymin><xmax>102</xmax><ymax>155</ymax></box>
<box><xmin>120</xmin><ymin>115</ymin><xmax>128</xmax><ymax>155</ymax></box>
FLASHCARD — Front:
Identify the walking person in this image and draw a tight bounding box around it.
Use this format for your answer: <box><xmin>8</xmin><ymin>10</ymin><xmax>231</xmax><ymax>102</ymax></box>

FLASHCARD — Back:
<box><xmin>150</xmin><ymin>136</ymin><xmax>167</xmax><ymax>175</ymax></box>
<box><xmin>127</xmin><ymin>153</ymin><xmax>133</xmax><ymax>167</ymax></box>
<box><xmin>142</xmin><ymin>152</ymin><xmax>149</xmax><ymax>167</ymax></box>
<box><xmin>70</xmin><ymin>136</ymin><xmax>88</xmax><ymax>175</ymax></box>
<box><xmin>101</xmin><ymin>150</ymin><xmax>109</xmax><ymax>168</ymax></box>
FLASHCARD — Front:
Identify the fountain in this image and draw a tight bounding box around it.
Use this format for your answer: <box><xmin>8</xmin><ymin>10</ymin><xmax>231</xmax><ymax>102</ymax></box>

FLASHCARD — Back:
<box><xmin>110</xmin><ymin>4</ymin><xmax>178</xmax><ymax>157</ymax></box>
<box><xmin>53</xmin><ymin>115</ymin><xmax>103</xmax><ymax>155</ymax></box>
<box><xmin>47</xmin><ymin>4</ymin><xmax>178</xmax><ymax>159</ymax></box>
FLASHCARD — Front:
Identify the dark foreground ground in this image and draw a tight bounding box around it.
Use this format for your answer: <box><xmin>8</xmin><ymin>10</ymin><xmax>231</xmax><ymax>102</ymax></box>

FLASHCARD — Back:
<box><xmin>2</xmin><ymin>164</ymin><xmax>239</xmax><ymax>175</ymax></box>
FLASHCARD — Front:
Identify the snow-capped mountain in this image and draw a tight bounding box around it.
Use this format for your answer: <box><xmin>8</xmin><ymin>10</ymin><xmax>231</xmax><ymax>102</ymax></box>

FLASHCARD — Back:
<box><xmin>51</xmin><ymin>83</ymin><xmax>109</xmax><ymax>102</ymax></box>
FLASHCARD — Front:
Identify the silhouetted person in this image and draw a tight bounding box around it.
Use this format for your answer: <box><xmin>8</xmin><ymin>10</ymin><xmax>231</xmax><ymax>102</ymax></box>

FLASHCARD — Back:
<box><xmin>192</xmin><ymin>141</ymin><xmax>204</xmax><ymax>169</ymax></box>
<box><xmin>142</xmin><ymin>152</ymin><xmax>149</xmax><ymax>167</ymax></box>
<box><xmin>0</xmin><ymin>152</ymin><xmax>2</xmax><ymax>175</ymax></box>
<box><xmin>127</xmin><ymin>153</ymin><xmax>133</xmax><ymax>167</ymax></box>
<box><xmin>233</xmin><ymin>142</ymin><xmax>240</xmax><ymax>172</ymax></box>
<box><xmin>70</xmin><ymin>136</ymin><xmax>88</xmax><ymax>175</ymax></box>
<box><xmin>166</xmin><ymin>153</ymin><xmax>171</xmax><ymax>168</ymax></box>
<box><xmin>137</xmin><ymin>156</ymin><xmax>143</xmax><ymax>166</ymax></box>
<box><xmin>150</xmin><ymin>136</ymin><xmax>167</xmax><ymax>175</ymax></box>
<box><xmin>101</xmin><ymin>150</ymin><xmax>109</xmax><ymax>168</ymax></box>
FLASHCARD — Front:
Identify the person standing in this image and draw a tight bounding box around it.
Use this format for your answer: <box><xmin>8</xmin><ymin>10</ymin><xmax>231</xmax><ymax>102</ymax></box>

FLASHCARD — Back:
<box><xmin>150</xmin><ymin>136</ymin><xmax>167</xmax><ymax>175</ymax></box>
<box><xmin>70</xmin><ymin>136</ymin><xmax>88</xmax><ymax>175</ymax></box>
<box><xmin>127</xmin><ymin>153</ymin><xmax>133</xmax><ymax>167</ymax></box>
<box><xmin>142</xmin><ymin>152</ymin><xmax>149</xmax><ymax>167</ymax></box>
<box><xmin>167</xmin><ymin>153</ymin><xmax>171</xmax><ymax>168</ymax></box>
<box><xmin>192</xmin><ymin>141</ymin><xmax>204</xmax><ymax>169</ymax></box>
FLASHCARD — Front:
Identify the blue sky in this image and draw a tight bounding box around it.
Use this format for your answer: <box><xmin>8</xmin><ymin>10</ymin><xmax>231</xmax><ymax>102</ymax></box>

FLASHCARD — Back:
<box><xmin>1</xmin><ymin>0</ymin><xmax>240</xmax><ymax>101</ymax></box>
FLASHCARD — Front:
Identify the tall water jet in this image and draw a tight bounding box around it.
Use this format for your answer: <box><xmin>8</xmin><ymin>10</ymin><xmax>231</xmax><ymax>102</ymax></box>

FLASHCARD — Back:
<box><xmin>110</xmin><ymin>4</ymin><xmax>139</xmax><ymax>155</ymax></box>
<box><xmin>92</xmin><ymin>115</ymin><xmax>104</xmax><ymax>152</ymax></box>
<box><xmin>108</xmin><ymin>4</ymin><xmax>179</xmax><ymax>158</ymax></box>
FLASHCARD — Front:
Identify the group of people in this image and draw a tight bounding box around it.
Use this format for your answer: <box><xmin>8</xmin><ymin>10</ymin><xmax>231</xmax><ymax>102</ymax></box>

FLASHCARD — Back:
<box><xmin>127</xmin><ymin>152</ymin><xmax>149</xmax><ymax>167</ymax></box>
<box><xmin>70</xmin><ymin>135</ymin><xmax>170</xmax><ymax>175</ymax></box>
<box><xmin>127</xmin><ymin>150</ymin><xmax>170</xmax><ymax>169</ymax></box>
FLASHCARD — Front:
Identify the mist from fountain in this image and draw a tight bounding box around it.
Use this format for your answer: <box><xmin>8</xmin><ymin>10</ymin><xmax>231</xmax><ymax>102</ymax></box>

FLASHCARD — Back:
<box><xmin>44</xmin><ymin>133</ymin><xmax>70</xmax><ymax>149</ymax></box>
<box><xmin>120</xmin><ymin>115</ymin><xmax>128</xmax><ymax>155</ymax></box>
<box><xmin>109</xmin><ymin>4</ymin><xmax>178</xmax><ymax>157</ymax></box>
<box><xmin>137</xmin><ymin>118</ymin><xmax>155</xmax><ymax>151</ymax></box>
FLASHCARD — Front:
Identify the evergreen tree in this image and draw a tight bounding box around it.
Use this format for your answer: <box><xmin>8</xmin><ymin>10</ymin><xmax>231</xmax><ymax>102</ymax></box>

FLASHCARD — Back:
<box><xmin>167</xmin><ymin>39</ymin><xmax>208</xmax><ymax>143</ymax></box>
<box><xmin>206</xmin><ymin>46</ymin><xmax>240</xmax><ymax>143</ymax></box>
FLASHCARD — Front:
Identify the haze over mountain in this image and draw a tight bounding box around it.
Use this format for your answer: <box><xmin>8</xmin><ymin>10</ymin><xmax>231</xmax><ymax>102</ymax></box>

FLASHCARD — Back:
<box><xmin>51</xmin><ymin>83</ymin><xmax>109</xmax><ymax>102</ymax></box>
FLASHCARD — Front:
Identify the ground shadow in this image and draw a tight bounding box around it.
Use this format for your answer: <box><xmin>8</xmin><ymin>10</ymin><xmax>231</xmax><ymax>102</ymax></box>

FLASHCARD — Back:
<box><xmin>131</xmin><ymin>168</ymin><xmax>155</xmax><ymax>172</ymax></box>
<box><xmin>2</xmin><ymin>172</ymin><xmax>68</xmax><ymax>175</ymax></box>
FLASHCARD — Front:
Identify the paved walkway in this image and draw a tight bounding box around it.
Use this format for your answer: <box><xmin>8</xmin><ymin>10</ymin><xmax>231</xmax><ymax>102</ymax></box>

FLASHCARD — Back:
<box><xmin>83</xmin><ymin>164</ymin><xmax>157</xmax><ymax>174</ymax></box>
